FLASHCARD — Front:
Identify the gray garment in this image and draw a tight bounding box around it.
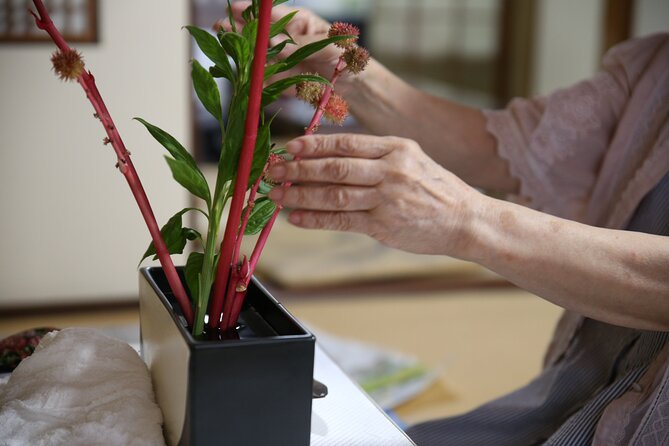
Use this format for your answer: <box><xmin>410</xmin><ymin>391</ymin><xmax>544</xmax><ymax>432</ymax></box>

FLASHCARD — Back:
<box><xmin>406</xmin><ymin>170</ymin><xmax>669</xmax><ymax>446</ymax></box>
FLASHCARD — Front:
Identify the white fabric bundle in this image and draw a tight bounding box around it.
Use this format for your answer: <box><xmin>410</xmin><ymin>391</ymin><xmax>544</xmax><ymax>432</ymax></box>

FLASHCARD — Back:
<box><xmin>0</xmin><ymin>328</ymin><xmax>165</xmax><ymax>446</ymax></box>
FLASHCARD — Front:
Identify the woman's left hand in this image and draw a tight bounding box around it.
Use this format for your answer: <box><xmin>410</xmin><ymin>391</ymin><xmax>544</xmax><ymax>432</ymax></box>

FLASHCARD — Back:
<box><xmin>267</xmin><ymin>134</ymin><xmax>485</xmax><ymax>256</ymax></box>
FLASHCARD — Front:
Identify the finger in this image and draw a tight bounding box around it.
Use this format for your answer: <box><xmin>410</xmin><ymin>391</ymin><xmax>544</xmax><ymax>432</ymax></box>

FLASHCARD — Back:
<box><xmin>267</xmin><ymin>158</ymin><xmax>384</xmax><ymax>186</ymax></box>
<box><xmin>286</xmin><ymin>134</ymin><xmax>396</xmax><ymax>160</ymax></box>
<box><xmin>287</xmin><ymin>210</ymin><xmax>370</xmax><ymax>234</ymax></box>
<box><xmin>269</xmin><ymin>185</ymin><xmax>380</xmax><ymax>211</ymax></box>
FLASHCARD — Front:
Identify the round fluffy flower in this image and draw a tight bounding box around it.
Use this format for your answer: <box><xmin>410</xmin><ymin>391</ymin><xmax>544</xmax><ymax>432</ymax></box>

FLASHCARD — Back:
<box><xmin>296</xmin><ymin>80</ymin><xmax>323</xmax><ymax>106</ymax></box>
<box><xmin>323</xmin><ymin>93</ymin><xmax>348</xmax><ymax>125</ymax></box>
<box><xmin>343</xmin><ymin>45</ymin><xmax>370</xmax><ymax>74</ymax></box>
<box><xmin>263</xmin><ymin>153</ymin><xmax>286</xmax><ymax>185</ymax></box>
<box><xmin>328</xmin><ymin>22</ymin><xmax>359</xmax><ymax>48</ymax></box>
<box><xmin>51</xmin><ymin>49</ymin><xmax>85</xmax><ymax>81</ymax></box>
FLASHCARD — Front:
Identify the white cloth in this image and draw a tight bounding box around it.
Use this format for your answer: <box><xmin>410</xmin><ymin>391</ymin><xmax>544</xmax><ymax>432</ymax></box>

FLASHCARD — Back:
<box><xmin>0</xmin><ymin>328</ymin><xmax>164</xmax><ymax>446</ymax></box>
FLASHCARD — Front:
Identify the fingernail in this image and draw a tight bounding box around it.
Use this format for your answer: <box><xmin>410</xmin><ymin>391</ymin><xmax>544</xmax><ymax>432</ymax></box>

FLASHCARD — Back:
<box><xmin>286</xmin><ymin>139</ymin><xmax>304</xmax><ymax>155</ymax></box>
<box><xmin>268</xmin><ymin>188</ymin><xmax>284</xmax><ymax>202</ymax></box>
<box><xmin>288</xmin><ymin>212</ymin><xmax>302</xmax><ymax>225</ymax></box>
<box><xmin>268</xmin><ymin>164</ymin><xmax>286</xmax><ymax>181</ymax></box>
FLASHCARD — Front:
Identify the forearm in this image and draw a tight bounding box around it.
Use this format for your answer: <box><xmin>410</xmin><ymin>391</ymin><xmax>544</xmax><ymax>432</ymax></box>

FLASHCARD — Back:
<box><xmin>463</xmin><ymin>197</ymin><xmax>669</xmax><ymax>330</ymax></box>
<box><xmin>339</xmin><ymin>59</ymin><xmax>518</xmax><ymax>193</ymax></box>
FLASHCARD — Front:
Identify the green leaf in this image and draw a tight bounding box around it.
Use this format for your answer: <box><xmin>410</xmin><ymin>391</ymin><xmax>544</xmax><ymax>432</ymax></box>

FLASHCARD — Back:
<box><xmin>262</xmin><ymin>74</ymin><xmax>329</xmax><ymax>107</ymax></box>
<box><xmin>140</xmin><ymin>209</ymin><xmax>203</xmax><ymax>263</ymax></box>
<box><xmin>184</xmin><ymin>251</ymin><xmax>204</xmax><ymax>301</ymax></box>
<box><xmin>218</xmin><ymin>31</ymin><xmax>250</xmax><ymax>72</ymax></box>
<box><xmin>244</xmin><ymin>197</ymin><xmax>277</xmax><ymax>235</ymax></box>
<box><xmin>165</xmin><ymin>156</ymin><xmax>211</xmax><ymax>205</ymax></box>
<box><xmin>185</xmin><ymin>26</ymin><xmax>234</xmax><ymax>82</ymax></box>
<box><xmin>242</xmin><ymin>19</ymin><xmax>258</xmax><ymax>46</ymax></box>
<box><xmin>248</xmin><ymin>114</ymin><xmax>274</xmax><ymax>187</ymax></box>
<box><xmin>217</xmin><ymin>89</ymin><xmax>249</xmax><ymax>191</ymax></box>
<box><xmin>266</xmin><ymin>38</ymin><xmax>295</xmax><ymax>60</ymax></box>
<box><xmin>269</xmin><ymin>11</ymin><xmax>298</xmax><ymax>39</ymax></box>
<box><xmin>192</xmin><ymin>59</ymin><xmax>222</xmax><ymax>123</ymax></box>
<box><xmin>282</xmin><ymin>35</ymin><xmax>355</xmax><ymax>72</ymax></box>
<box><xmin>264</xmin><ymin>62</ymin><xmax>288</xmax><ymax>80</ymax></box>
<box><xmin>242</xmin><ymin>3</ymin><xmax>255</xmax><ymax>22</ymax></box>
<box><xmin>226</xmin><ymin>0</ymin><xmax>237</xmax><ymax>33</ymax></box>
<box><xmin>133</xmin><ymin>118</ymin><xmax>198</xmax><ymax>170</ymax></box>
<box><xmin>210</xmin><ymin>65</ymin><xmax>232</xmax><ymax>79</ymax></box>
<box><xmin>257</xmin><ymin>179</ymin><xmax>274</xmax><ymax>195</ymax></box>
<box><xmin>273</xmin><ymin>0</ymin><xmax>291</xmax><ymax>6</ymax></box>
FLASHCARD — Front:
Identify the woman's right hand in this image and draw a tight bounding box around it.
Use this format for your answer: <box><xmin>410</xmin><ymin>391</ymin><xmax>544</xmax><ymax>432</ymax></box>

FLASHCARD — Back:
<box><xmin>218</xmin><ymin>1</ymin><xmax>350</xmax><ymax>87</ymax></box>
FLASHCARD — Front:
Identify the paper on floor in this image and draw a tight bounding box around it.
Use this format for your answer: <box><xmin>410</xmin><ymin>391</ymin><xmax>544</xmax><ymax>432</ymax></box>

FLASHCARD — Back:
<box><xmin>0</xmin><ymin>328</ymin><xmax>164</xmax><ymax>446</ymax></box>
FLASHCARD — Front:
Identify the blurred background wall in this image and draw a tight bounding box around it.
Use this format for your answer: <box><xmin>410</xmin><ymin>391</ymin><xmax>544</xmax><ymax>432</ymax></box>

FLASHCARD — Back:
<box><xmin>0</xmin><ymin>0</ymin><xmax>667</xmax><ymax>309</ymax></box>
<box><xmin>0</xmin><ymin>0</ymin><xmax>190</xmax><ymax>307</ymax></box>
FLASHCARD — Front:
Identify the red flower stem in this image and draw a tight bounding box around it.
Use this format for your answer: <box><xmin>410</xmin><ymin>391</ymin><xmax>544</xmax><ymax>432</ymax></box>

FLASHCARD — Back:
<box><xmin>231</xmin><ymin>171</ymin><xmax>265</xmax><ymax>268</ymax></box>
<box><xmin>30</xmin><ymin>0</ymin><xmax>193</xmax><ymax>325</ymax></box>
<box><xmin>208</xmin><ymin>0</ymin><xmax>273</xmax><ymax>330</ymax></box>
<box><xmin>304</xmin><ymin>56</ymin><xmax>347</xmax><ymax>135</ymax></box>
<box><xmin>224</xmin><ymin>57</ymin><xmax>351</xmax><ymax>328</ymax></box>
<box><xmin>220</xmin><ymin>172</ymin><xmax>264</xmax><ymax>330</ymax></box>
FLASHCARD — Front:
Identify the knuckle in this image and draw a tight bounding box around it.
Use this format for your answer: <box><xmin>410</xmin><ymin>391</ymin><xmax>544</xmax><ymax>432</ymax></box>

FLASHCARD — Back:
<box><xmin>327</xmin><ymin>187</ymin><xmax>350</xmax><ymax>208</ymax></box>
<box><xmin>326</xmin><ymin>159</ymin><xmax>350</xmax><ymax>182</ymax></box>
<box><xmin>331</xmin><ymin>213</ymin><xmax>352</xmax><ymax>231</ymax></box>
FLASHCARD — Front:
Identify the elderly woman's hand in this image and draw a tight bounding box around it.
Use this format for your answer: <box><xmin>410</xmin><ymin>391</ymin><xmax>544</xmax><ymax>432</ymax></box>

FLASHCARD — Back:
<box><xmin>267</xmin><ymin>134</ymin><xmax>486</xmax><ymax>256</ymax></box>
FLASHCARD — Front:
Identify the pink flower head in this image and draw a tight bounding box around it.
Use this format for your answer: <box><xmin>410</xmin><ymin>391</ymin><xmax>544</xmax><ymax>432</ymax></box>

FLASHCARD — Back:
<box><xmin>51</xmin><ymin>49</ymin><xmax>85</xmax><ymax>81</ymax></box>
<box><xmin>296</xmin><ymin>80</ymin><xmax>324</xmax><ymax>106</ymax></box>
<box><xmin>328</xmin><ymin>22</ymin><xmax>360</xmax><ymax>49</ymax></box>
<box><xmin>264</xmin><ymin>153</ymin><xmax>286</xmax><ymax>185</ymax></box>
<box><xmin>324</xmin><ymin>93</ymin><xmax>348</xmax><ymax>125</ymax></box>
<box><xmin>343</xmin><ymin>45</ymin><xmax>370</xmax><ymax>74</ymax></box>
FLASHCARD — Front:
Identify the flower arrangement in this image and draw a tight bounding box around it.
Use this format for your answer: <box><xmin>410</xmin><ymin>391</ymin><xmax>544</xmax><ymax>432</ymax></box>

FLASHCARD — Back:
<box><xmin>30</xmin><ymin>0</ymin><xmax>368</xmax><ymax>338</ymax></box>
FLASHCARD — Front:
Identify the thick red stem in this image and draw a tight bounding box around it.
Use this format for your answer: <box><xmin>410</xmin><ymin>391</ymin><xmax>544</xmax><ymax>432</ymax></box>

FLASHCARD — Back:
<box><xmin>208</xmin><ymin>0</ymin><xmax>273</xmax><ymax>330</ymax></box>
<box><xmin>30</xmin><ymin>0</ymin><xmax>193</xmax><ymax>324</ymax></box>
<box><xmin>231</xmin><ymin>171</ymin><xmax>265</xmax><ymax>268</ymax></box>
<box><xmin>224</xmin><ymin>55</ymin><xmax>351</xmax><ymax>328</ymax></box>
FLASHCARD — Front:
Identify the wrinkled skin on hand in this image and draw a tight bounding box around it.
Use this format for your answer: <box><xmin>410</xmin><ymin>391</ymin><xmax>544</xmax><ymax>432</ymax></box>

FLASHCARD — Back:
<box><xmin>267</xmin><ymin>134</ymin><xmax>484</xmax><ymax>256</ymax></box>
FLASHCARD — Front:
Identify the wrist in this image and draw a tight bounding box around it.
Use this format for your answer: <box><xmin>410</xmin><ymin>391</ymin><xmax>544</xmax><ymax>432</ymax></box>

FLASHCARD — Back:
<box><xmin>454</xmin><ymin>192</ymin><xmax>502</xmax><ymax>264</ymax></box>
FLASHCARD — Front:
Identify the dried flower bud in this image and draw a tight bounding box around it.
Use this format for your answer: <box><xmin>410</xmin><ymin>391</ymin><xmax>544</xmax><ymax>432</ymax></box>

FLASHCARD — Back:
<box><xmin>263</xmin><ymin>153</ymin><xmax>285</xmax><ymax>185</ymax></box>
<box><xmin>328</xmin><ymin>22</ymin><xmax>359</xmax><ymax>48</ymax></box>
<box><xmin>323</xmin><ymin>93</ymin><xmax>348</xmax><ymax>125</ymax></box>
<box><xmin>343</xmin><ymin>45</ymin><xmax>370</xmax><ymax>74</ymax></box>
<box><xmin>295</xmin><ymin>80</ymin><xmax>323</xmax><ymax>106</ymax></box>
<box><xmin>51</xmin><ymin>49</ymin><xmax>85</xmax><ymax>81</ymax></box>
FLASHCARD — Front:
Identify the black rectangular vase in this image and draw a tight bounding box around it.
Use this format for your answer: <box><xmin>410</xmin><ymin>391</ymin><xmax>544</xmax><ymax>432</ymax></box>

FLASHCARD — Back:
<box><xmin>139</xmin><ymin>267</ymin><xmax>315</xmax><ymax>446</ymax></box>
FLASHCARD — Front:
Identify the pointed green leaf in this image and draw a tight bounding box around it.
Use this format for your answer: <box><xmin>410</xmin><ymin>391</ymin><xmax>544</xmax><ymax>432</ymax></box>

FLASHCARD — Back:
<box><xmin>269</xmin><ymin>11</ymin><xmax>298</xmax><ymax>39</ymax></box>
<box><xmin>226</xmin><ymin>0</ymin><xmax>237</xmax><ymax>33</ymax></box>
<box><xmin>133</xmin><ymin>117</ymin><xmax>198</xmax><ymax>170</ymax></box>
<box><xmin>264</xmin><ymin>62</ymin><xmax>287</xmax><ymax>80</ymax></box>
<box><xmin>217</xmin><ymin>90</ymin><xmax>248</xmax><ymax>190</ymax></box>
<box><xmin>273</xmin><ymin>0</ymin><xmax>290</xmax><ymax>6</ymax></box>
<box><xmin>210</xmin><ymin>65</ymin><xmax>233</xmax><ymax>80</ymax></box>
<box><xmin>218</xmin><ymin>31</ymin><xmax>250</xmax><ymax>71</ymax></box>
<box><xmin>192</xmin><ymin>59</ymin><xmax>222</xmax><ymax>123</ymax></box>
<box><xmin>244</xmin><ymin>198</ymin><xmax>277</xmax><ymax>235</ymax></box>
<box><xmin>185</xmin><ymin>26</ymin><xmax>234</xmax><ymax>82</ymax></box>
<box><xmin>262</xmin><ymin>74</ymin><xmax>329</xmax><ymax>106</ymax></box>
<box><xmin>242</xmin><ymin>19</ymin><xmax>258</xmax><ymax>46</ymax></box>
<box><xmin>184</xmin><ymin>251</ymin><xmax>204</xmax><ymax>300</ymax></box>
<box><xmin>140</xmin><ymin>208</ymin><xmax>201</xmax><ymax>263</ymax></box>
<box><xmin>266</xmin><ymin>38</ymin><xmax>295</xmax><ymax>60</ymax></box>
<box><xmin>248</xmin><ymin>115</ymin><xmax>274</xmax><ymax>187</ymax></box>
<box><xmin>282</xmin><ymin>35</ymin><xmax>355</xmax><ymax>71</ymax></box>
<box><xmin>242</xmin><ymin>3</ymin><xmax>255</xmax><ymax>22</ymax></box>
<box><xmin>165</xmin><ymin>156</ymin><xmax>211</xmax><ymax>205</ymax></box>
